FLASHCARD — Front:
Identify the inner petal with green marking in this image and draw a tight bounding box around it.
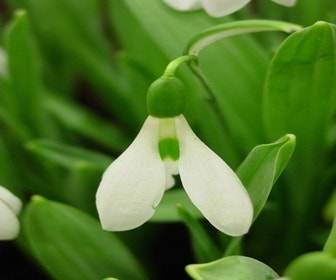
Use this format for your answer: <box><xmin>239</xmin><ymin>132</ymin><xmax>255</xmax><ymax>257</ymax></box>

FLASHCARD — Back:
<box><xmin>158</xmin><ymin>117</ymin><xmax>180</xmax><ymax>161</ymax></box>
<box><xmin>158</xmin><ymin>118</ymin><xmax>180</xmax><ymax>189</ymax></box>
<box><xmin>158</xmin><ymin>137</ymin><xmax>180</xmax><ymax>161</ymax></box>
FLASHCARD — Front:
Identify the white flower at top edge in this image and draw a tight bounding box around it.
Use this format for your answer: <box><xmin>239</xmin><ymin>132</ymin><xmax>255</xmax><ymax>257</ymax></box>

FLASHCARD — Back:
<box><xmin>164</xmin><ymin>0</ymin><xmax>297</xmax><ymax>17</ymax></box>
<box><xmin>0</xmin><ymin>186</ymin><xmax>22</xmax><ymax>240</ymax></box>
<box><xmin>96</xmin><ymin>115</ymin><xmax>253</xmax><ymax>236</ymax></box>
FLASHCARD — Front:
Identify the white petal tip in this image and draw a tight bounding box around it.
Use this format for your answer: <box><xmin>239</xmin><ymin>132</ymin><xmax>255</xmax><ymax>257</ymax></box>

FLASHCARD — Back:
<box><xmin>0</xmin><ymin>225</ymin><xmax>20</xmax><ymax>240</ymax></box>
<box><xmin>271</xmin><ymin>0</ymin><xmax>297</xmax><ymax>7</ymax></box>
<box><xmin>219</xmin><ymin>217</ymin><xmax>253</xmax><ymax>236</ymax></box>
<box><xmin>163</xmin><ymin>0</ymin><xmax>202</xmax><ymax>11</ymax></box>
<box><xmin>97</xmin><ymin>205</ymin><xmax>155</xmax><ymax>232</ymax></box>
<box><xmin>0</xmin><ymin>186</ymin><xmax>21</xmax><ymax>240</ymax></box>
<box><xmin>0</xmin><ymin>186</ymin><xmax>22</xmax><ymax>215</ymax></box>
<box><xmin>210</xmin><ymin>198</ymin><xmax>254</xmax><ymax>236</ymax></box>
<box><xmin>203</xmin><ymin>0</ymin><xmax>251</xmax><ymax>17</ymax></box>
<box><xmin>0</xmin><ymin>201</ymin><xmax>20</xmax><ymax>240</ymax></box>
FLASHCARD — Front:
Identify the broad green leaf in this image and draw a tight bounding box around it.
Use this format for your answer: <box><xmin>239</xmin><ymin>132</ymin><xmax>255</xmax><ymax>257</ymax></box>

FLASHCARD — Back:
<box><xmin>237</xmin><ymin>134</ymin><xmax>296</xmax><ymax>219</ymax></box>
<box><xmin>284</xmin><ymin>252</ymin><xmax>336</xmax><ymax>280</ymax></box>
<box><xmin>263</xmin><ymin>21</ymin><xmax>336</xmax><ymax>220</ymax></box>
<box><xmin>23</xmin><ymin>196</ymin><xmax>147</xmax><ymax>280</ymax></box>
<box><xmin>186</xmin><ymin>256</ymin><xmax>279</xmax><ymax>280</ymax></box>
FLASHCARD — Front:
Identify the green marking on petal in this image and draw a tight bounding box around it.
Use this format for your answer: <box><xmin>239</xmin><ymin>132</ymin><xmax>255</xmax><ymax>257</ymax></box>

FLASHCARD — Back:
<box><xmin>158</xmin><ymin>137</ymin><xmax>180</xmax><ymax>161</ymax></box>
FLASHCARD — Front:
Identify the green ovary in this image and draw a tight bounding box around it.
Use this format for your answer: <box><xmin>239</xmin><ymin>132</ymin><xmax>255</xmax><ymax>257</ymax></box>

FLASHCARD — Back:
<box><xmin>146</xmin><ymin>76</ymin><xmax>185</xmax><ymax>118</ymax></box>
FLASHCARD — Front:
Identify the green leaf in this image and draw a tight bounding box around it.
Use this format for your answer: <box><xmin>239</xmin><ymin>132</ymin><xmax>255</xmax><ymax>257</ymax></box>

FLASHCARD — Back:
<box><xmin>324</xmin><ymin>215</ymin><xmax>336</xmax><ymax>258</ymax></box>
<box><xmin>224</xmin><ymin>134</ymin><xmax>295</xmax><ymax>256</ymax></box>
<box><xmin>25</xmin><ymin>140</ymin><xmax>113</xmax><ymax>212</ymax></box>
<box><xmin>5</xmin><ymin>10</ymin><xmax>54</xmax><ymax>137</ymax></box>
<box><xmin>324</xmin><ymin>190</ymin><xmax>336</xmax><ymax>222</ymax></box>
<box><xmin>263</xmin><ymin>21</ymin><xmax>336</xmax><ymax>225</ymax></box>
<box><xmin>284</xmin><ymin>252</ymin><xmax>336</xmax><ymax>280</ymax></box>
<box><xmin>25</xmin><ymin>139</ymin><xmax>113</xmax><ymax>171</ymax></box>
<box><xmin>290</xmin><ymin>0</ymin><xmax>334</xmax><ymax>26</ymax></box>
<box><xmin>186</xmin><ymin>256</ymin><xmax>279</xmax><ymax>280</ymax></box>
<box><xmin>0</xmin><ymin>136</ymin><xmax>19</xmax><ymax>190</ymax></box>
<box><xmin>23</xmin><ymin>196</ymin><xmax>147</xmax><ymax>280</ymax></box>
<box><xmin>237</xmin><ymin>134</ymin><xmax>296</xmax><ymax>219</ymax></box>
<box><xmin>44</xmin><ymin>95</ymin><xmax>129</xmax><ymax>152</ymax></box>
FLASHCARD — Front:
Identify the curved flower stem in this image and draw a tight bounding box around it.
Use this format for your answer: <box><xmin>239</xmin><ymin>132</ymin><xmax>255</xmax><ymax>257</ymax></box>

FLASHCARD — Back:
<box><xmin>163</xmin><ymin>55</ymin><xmax>198</xmax><ymax>77</ymax></box>
<box><xmin>183</xmin><ymin>20</ymin><xmax>302</xmax><ymax>56</ymax></box>
<box><xmin>187</xmin><ymin>61</ymin><xmax>227</xmax><ymax>131</ymax></box>
<box><xmin>181</xmin><ymin>20</ymin><xmax>302</xmax><ymax>139</ymax></box>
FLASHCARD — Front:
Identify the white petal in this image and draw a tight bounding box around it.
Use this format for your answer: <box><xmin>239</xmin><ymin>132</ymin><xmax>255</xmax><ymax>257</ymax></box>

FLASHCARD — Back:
<box><xmin>0</xmin><ymin>186</ymin><xmax>22</xmax><ymax>215</ymax></box>
<box><xmin>163</xmin><ymin>159</ymin><xmax>179</xmax><ymax>190</ymax></box>
<box><xmin>96</xmin><ymin>117</ymin><xmax>166</xmax><ymax>231</ymax></box>
<box><xmin>164</xmin><ymin>0</ymin><xmax>202</xmax><ymax>11</ymax></box>
<box><xmin>0</xmin><ymin>201</ymin><xmax>20</xmax><ymax>240</ymax></box>
<box><xmin>201</xmin><ymin>0</ymin><xmax>251</xmax><ymax>17</ymax></box>
<box><xmin>176</xmin><ymin>115</ymin><xmax>253</xmax><ymax>236</ymax></box>
<box><xmin>271</xmin><ymin>0</ymin><xmax>296</xmax><ymax>7</ymax></box>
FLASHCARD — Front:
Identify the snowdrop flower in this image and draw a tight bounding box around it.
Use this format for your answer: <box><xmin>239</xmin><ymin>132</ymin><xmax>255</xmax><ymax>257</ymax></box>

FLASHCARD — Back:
<box><xmin>164</xmin><ymin>0</ymin><xmax>297</xmax><ymax>17</ymax></box>
<box><xmin>0</xmin><ymin>186</ymin><xmax>22</xmax><ymax>240</ymax></box>
<box><xmin>96</xmin><ymin>75</ymin><xmax>253</xmax><ymax>236</ymax></box>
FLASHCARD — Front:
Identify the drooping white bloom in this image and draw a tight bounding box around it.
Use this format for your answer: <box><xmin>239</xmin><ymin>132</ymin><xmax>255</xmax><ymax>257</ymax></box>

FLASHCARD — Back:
<box><xmin>96</xmin><ymin>115</ymin><xmax>253</xmax><ymax>236</ymax></box>
<box><xmin>0</xmin><ymin>186</ymin><xmax>22</xmax><ymax>240</ymax></box>
<box><xmin>164</xmin><ymin>0</ymin><xmax>297</xmax><ymax>17</ymax></box>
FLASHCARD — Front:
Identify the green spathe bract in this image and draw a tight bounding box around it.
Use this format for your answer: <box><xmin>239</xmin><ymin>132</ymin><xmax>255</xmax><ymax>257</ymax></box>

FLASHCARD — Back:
<box><xmin>147</xmin><ymin>75</ymin><xmax>185</xmax><ymax>118</ymax></box>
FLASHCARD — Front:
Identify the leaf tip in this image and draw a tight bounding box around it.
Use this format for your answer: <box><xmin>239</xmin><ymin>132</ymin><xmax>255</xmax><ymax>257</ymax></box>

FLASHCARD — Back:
<box><xmin>31</xmin><ymin>195</ymin><xmax>46</xmax><ymax>203</ymax></box>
